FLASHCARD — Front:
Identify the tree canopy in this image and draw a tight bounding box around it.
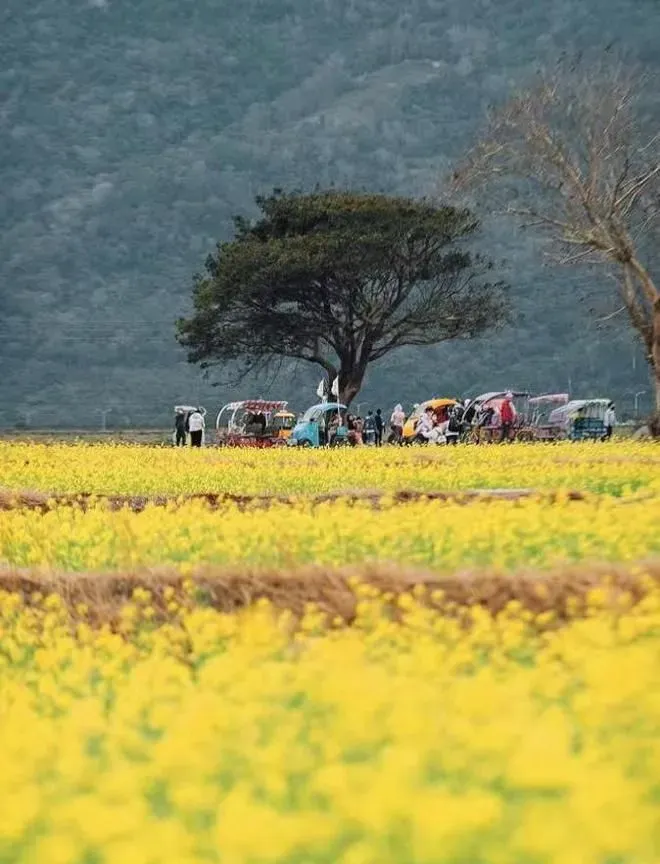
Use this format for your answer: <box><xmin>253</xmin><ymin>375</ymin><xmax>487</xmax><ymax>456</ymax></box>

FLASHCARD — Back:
<box><xmin>177</xmin><ymin>190</ymin><xmax>507</xmax><ymax>404</ymax></box>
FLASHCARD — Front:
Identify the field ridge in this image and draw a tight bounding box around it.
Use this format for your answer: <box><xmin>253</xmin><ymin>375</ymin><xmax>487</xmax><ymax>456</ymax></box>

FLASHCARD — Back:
<box><xmin>2</xmin><ymin>559</ymin><xmax>658</xmax><ymax>626</ymax></box>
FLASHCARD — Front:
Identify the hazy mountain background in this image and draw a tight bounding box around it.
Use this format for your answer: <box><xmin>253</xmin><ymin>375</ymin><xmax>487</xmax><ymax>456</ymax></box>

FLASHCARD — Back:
<box><xmin>1</xmin><ymin>0</ymin><xmax>658</xmax><ymax>428</ymax></box>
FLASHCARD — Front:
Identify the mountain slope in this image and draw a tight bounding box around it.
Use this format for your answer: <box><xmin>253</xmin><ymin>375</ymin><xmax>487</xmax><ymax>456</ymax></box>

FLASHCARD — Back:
<box><xmin>1</xmin><ymin>0</ymin><xmax>658</xmax><ymax>426</ymax></box>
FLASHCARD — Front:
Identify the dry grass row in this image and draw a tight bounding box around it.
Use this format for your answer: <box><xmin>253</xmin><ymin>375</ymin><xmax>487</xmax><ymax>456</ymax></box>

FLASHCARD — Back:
<box><xmin>2</xmin><ymin>559</ymin><xmax>659</xmax><ymax>629</ymax></box>
<box><xmin>0</xmin><ymin>487</ymin><xmax>593</xmax><ymax>513</ymax></box>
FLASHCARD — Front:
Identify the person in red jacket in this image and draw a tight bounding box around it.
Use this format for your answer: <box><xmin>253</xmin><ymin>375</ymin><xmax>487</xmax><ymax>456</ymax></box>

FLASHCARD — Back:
<box><xmin>499</xmin><ymin>392</ymin><xmax>515</xmax><ymax>442</ymax></box>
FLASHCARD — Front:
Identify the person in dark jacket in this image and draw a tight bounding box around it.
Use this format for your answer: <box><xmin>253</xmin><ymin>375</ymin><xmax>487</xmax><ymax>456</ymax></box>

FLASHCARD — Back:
<box><xmin>374</xmin><ymin>409</ymin><xmax>384</xmax><ymax>446</ymax></box>
<box><xmin>446</xmin><ymin>401</ymin><xmax>465</xmax><ymax>445</ymax></box>
<box><xmin>174</xmin><ymin>410</ymin><xmax>187</xmax><ymax>447</ymax></box>
<box><xmin>363</xmin><ymin>411</ymin><xmax>376</xmax><ymax>445</ymax></box>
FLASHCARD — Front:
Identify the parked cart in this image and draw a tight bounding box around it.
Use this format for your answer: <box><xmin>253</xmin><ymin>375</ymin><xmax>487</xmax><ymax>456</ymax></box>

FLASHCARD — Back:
<box><xmin>402</xmin><ymin>398</ymin><xmax>457</xmax><ymax>444</ymax></box>
<box><xmin>288</xmin><ymin>402</ymin><xmax>349</xmax><ymax>447</ymax></box>
<box><xmin>526</xmin><ymin>393</ymin><xmax>570</xmax><ymax>441</ymax></box>
<box><xmin>549</xmin><ymin>398</ymin><xmax>612</xmax><ymax>441</ymax></box>
<box><xmin>463</xmin><ymin>392</ymin><xmax>530</xmax><ymax>443</ymax></box>
<box><xmin>215</xmin><ymin>400</ymin><xmax>291</xmax><ymax>447</ymax></box>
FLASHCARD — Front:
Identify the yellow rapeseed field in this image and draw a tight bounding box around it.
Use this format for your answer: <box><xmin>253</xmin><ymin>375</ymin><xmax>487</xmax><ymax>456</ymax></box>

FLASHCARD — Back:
<box><xmin>1</xmin><ymin>496</ymin><xmax>659</xmax><ymax>572</ymax></box>
<box><xmin>1</xmin><ymin>440</ymin><xmax>659</xmax><ymax>496</ymax></box>
<box><xmin>1</xmin><ymin>441</ymin><xmax>659</xmax><ymax>862</ymax></box>
<box><xmin>1</xmin><ymin>586</ymin><xmax>660</xmax><ymax>864</ymax></box>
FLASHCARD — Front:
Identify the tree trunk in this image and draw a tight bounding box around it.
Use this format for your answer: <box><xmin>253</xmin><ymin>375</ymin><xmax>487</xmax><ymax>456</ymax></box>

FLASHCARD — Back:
<box><xmin>653</xmin><ymin>296</ymin><xmax>660</xmax><ymax>419</ymax></box>
<box><xmin>338</xmin><ymin>368</ymin><xmax>365</xmax><ymax>407</ymax></box>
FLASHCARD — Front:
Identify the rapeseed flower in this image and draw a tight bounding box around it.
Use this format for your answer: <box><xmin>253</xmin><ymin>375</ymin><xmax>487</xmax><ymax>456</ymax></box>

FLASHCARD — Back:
<box><xmin>1</xmin><ymin>440</ymin><xmax>659</xmax><ymax>862</ymax></box>
<box><xmin>0</xmin><ymin>440</ymin><xmax>658</xmax><ymax>497</ymax></box>
<box><xmin>1</xmin><ymin>495</ymin><xmax>658</xmax><ymax>572</ymax></box>
<box><xmin>0</xmin><ymin>591</ymin><xmax>658</xmax><ymax>862</ymax></box>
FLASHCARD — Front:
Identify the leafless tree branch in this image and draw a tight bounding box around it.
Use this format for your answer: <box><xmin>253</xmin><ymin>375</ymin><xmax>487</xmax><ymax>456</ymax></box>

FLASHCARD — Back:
<box><xmin>452</xmin><ymin>59</ymin><xmax>660</xmax><ymax>415</ymax></box>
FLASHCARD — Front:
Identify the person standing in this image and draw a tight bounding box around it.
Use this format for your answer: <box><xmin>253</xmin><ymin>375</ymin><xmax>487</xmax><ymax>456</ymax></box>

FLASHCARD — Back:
<box><xmin>389</xmin><ymin>404</ymin><xmax>405</xmax><ymax>444</ymax></box>
<box><xmin>328</xmin><ymin>412</ymin><xmax>340</xmax><ymax>446</ymax></box>
<box><xmin>174</xmin><ymin>409</ymin><xmax>187</xmax><ymax>447</ymax></box>
<box><xmin>346</xmin><ymin>414</ymin><xmax>359</xmax><ymax>446</ymax></box>
<box><xmin>188</xmin><ymin>408</ymin><xmax>205</xmax><ymax>447</ymax></box>
<box><xmin>415</xmin><ymin>406</ymin><xmax>435</xmax><ymax>444</ymax></box>
<box><xmin>318</xmin><ymin>410</ymin><xmax>328</xmax><ymax>446</ymax></box>
<box><xmin>499</xmin><ymin>393</ymin><xmax>515</xmax><ymax>443</ymax></box>
<box><xmin>374</xmin><ymin>409</ymin><xmax>384</xmax><ymax>446</ymax></box>
<box><xmin>446</xmin><ymin>401</ymin><xmax>464</xmax><ymax>445</ymax></box>
<box><xmin>604</xmin><ymin>402</ymin><xmax>617</xmax><ymax>440</ymax></box>
<box><xmin>363</xmin><ymin>411</ymin><xmax>376</xmax><ymax>445</ymax></box>
<box><xmin>354</xmin><ymin>416</ymin><xmax>364</xmax><ymax>445</ymax></box>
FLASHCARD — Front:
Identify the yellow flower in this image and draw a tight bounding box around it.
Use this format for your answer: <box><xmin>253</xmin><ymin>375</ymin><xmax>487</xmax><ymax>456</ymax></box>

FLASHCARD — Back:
<box><xmin>0</xmin><ymin>440</ymin><xmax>658</xmax><ymax>863</ymax></box>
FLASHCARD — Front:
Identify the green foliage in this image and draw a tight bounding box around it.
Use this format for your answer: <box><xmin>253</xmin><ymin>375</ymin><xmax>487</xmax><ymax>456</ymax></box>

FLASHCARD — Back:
<box><xmin>178</xmin><ymin>190</ymin><xmax>506</xmax><ymax>402</ymax></box>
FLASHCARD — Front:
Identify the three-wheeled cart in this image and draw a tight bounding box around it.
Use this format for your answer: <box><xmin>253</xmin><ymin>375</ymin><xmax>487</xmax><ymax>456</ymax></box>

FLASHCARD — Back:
<box><xmin>549</xmin><ymin>399</ymin><xmax>612</xmax><ymax>441</ymax></box>
<box><xmin>215</xmin><ymin>400</ymin><xmax>291</xmax><ymax>447</ymax></box>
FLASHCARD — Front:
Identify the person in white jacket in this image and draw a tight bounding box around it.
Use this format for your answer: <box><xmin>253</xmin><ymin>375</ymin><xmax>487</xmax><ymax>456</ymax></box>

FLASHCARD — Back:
<box><xmin>390</xmin><ymin>404</ymin><xmax>406</xmax><ymax>443</ymax></box>
<box><xmin>188</xmin><ymin>408</ymin><xmax>205</xmax><ymax>447</ymax></box>
<box><xmin>414</xmin><ymin>407</ymin><xmax>436</xmax><ymax>443</ymax></box>
<box><xmin>603</xmin><ymin>402</ymin><xmax>617</xmax><ymax>440</ymax></box>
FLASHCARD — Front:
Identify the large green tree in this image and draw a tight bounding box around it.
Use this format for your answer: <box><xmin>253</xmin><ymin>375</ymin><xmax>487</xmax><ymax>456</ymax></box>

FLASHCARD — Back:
<box><xmin>177</xmin><ymin>190</ymin><xmax>507</xmax><ymax>405</ymax></box>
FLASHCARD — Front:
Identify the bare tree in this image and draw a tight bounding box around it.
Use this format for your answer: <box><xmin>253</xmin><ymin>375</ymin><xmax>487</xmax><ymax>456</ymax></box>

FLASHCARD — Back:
<box><xmin>453</xmin><ymin>61</ymin><xmax>660</xmax><ymax>419</ymax></box>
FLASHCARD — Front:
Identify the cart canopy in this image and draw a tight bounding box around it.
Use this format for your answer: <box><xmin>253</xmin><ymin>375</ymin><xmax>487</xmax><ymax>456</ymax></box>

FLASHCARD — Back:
<box><xmin>528</xmin><ymin>393</ymin><xmax>569</xmax><ymax>406</ymax></box>
<box><xmin>473</xmin><ymin>391</ymin><xmax>529</xmax><ymax>405</ymax></box>
<box><xmin>301</xmin><ymin>403</ymin><xmax>348</xmax><ymax>423</ymax></box>
<box><xmin>222</xmin><ymin>400</ymin><xmax>287</xmax><ymax>413</ymax></box>
<box><xmin>549</xmin><ymin>399</ymin><xmax>611</xmax><ymax>425</ymax></box>
<box><xmin>407</xmin><ymin>398</ymin><xmax>456</xmax><ymax>417</ymax></box>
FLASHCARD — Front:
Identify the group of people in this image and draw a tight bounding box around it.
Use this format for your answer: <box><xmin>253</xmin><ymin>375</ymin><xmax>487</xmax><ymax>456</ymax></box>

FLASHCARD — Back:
<box><xmin>405</xmin><ymin>400</ymin><xmax>470</xmax><ymax>445</ymax></box>
<box><xmin>174</xmin><ymin>407</ymin><xmax>205</xmax><ymax>447</ymax></box>
<box><xmin>339</xmin><ymin>410</ymin><xmax>386</xmax><ymax>446</ymax></box>
<box><xmin>175</xmin><ymin>394</ymin><xmax>619</xmax><ymax>448</ymax></box>
<box><xmin>397</xmin><ymin>394</ymin><xmax>617</xmax><ymax>444</ymax></box>
<box><xmin>332</xmin><ymin>396</ymin><xmax>508</xmax><ymax>446</ymax></box>
<box><xmin>324</xmin><ymin>409</ymin><xmax>387</xmax><ymax>446</ymax></box>
<box><xmin>399</xmin><ymin>394</ymin><xmax>516</xmax><ymax>445</ymax></box>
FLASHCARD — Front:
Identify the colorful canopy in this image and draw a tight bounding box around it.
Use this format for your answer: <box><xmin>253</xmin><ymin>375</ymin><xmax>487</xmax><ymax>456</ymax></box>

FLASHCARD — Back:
<box><xmin>222</xmin><ymin>400</ymin><xmax>288</xmax><ymax>412</ymax></box>
<box><xmin>474</xmin><ymin>391</ymin><xmax>529</xmax><ymax>405</ymax></box>
<box><xmin>528</xmin><ymin>393</ymin><xmax>569</xmax><ymax>405</ymax></box>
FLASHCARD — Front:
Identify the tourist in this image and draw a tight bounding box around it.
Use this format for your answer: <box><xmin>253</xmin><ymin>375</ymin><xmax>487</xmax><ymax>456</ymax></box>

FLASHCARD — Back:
<box><xmin>174</xmin><ymin>409</ymin><xmax>187</xmax><ymax>447</ymax></box>
<box><xmin>389</xmin><ymin>404</ymin><xmax>405</xmax><ymax>443</ymax></box>
<box><xmin>363</xmin><ymin>411</ymin><xmax>376</xmax><ymax>445</ymax></box>
<box><xmin>414</xmin><ymin>406</ymin><xmax>435</xmax><ymax>444</ymax></box>
<box><xmin>328</xmin><ymin>412</ymin><xmax>340</xmax><ymax>445</ymax></box>
<box><xmin>604</xmin><ymin>402</ymin><xmax>617</xmax><ymax>440</ymax></box>
<box><xmin>354</xmin><ymin>416</ymin><xmax>364</xmax><ymax>444</ymax></box>
<box><xmin>188</xmin><ymin>408</ymin><xmax>205</xmax><ymax>447</ymax></box>
<box><xmin>346</xmin><ymin>414</ymin><xmax>360</xmax><ymax>446</ymax></box>
<box><xmin>500</xmin><ymin>392</ymin><xmax>515</xmax><ymax>443</ymax></box>
<box><xmin>375</xmin><ymin>408</ymin><xmax>384</xmax><ymax>446</ymax></box>
<box><xmin>446</xmin><ymin>401</ymin><xmax>465</xmax><ymax>445</ymax></box>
